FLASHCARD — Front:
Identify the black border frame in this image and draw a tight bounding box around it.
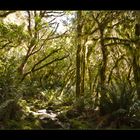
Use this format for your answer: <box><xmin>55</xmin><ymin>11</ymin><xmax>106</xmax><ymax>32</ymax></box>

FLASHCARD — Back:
<box><xmin>0</xmin><ymin>0</ymin><xmax>140</xmax><ymax>139</ymax></box>
<box><xmin>0</xmin><ymin>0</ymin><xmax>140</xmax><ymax>10</ymax></box>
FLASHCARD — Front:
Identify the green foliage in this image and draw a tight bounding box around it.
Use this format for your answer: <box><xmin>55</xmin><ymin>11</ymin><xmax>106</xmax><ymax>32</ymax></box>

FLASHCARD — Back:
<box><xmin>0</xmin><ymin>22</ymin><xmax>27</xmax><ymax>48</ymax></box>
<box><xmin>69</xmin><ymin>119</ymin><xmax>90</xmax><ymax>129</ymax></box>
<box><xmin>4</xmin><ymin>119</ymin><xmax>41</xmax><ymax>130</ymax></box>
<box><xmin>0</xmin><ymin>10</ymin><xmax>140</xmax><ymax>129</ymax></box>
<box><xmin>99</xmin><ymin>79</ymin><xmax>136</xmax><ymax>115</ymax></box>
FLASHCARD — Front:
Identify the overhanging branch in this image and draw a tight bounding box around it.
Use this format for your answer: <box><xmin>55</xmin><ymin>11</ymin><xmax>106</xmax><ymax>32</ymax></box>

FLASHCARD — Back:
<box><xmin>21</xmin><ymin>54</ymin><xmax>69</xmax><ymax>82</ymax></box>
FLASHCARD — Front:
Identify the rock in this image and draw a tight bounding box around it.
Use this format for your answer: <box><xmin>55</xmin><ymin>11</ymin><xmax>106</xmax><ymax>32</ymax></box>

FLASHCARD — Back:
<box><xmin>39</xmin><ymin>113</ymin><xmax>57</xmax><ymax>120</ymax></box>
<box><xmin>30</xmin><ymin>108</ymin><xmax>70</xmax><ymax>129</ymax></box>
<box><xmin>40</xmin><ymin>118</ymin><xmax>63</xmax><ymax>129</ymax></box>
<box><xmin>37</xmin><ymin>109</ymin><xmax>46</xmax><ymax>114</ymax></box>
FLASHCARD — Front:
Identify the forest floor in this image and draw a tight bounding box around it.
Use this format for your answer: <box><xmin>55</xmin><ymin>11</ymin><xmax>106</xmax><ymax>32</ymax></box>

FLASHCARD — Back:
<box><xmin>12</xmin><ymin>103</ymin><xmax>133</xmax><ymax>130</ymax></box>
<box><xmin>27</xmin><ymin>105</ymin><xmax>98</xmax><ymax>130</ymax></box>
<box><xmin>0</xmin><ymin>98</ymin><xmax>137</xmax><ymax>130</ymax></box>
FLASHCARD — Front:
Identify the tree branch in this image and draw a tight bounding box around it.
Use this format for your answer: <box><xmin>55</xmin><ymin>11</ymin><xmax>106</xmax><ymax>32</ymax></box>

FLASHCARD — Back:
<box><xmin>31</xmin><ymin>48</ymin><xmax>62</xmax><ymax>71</ymax></box>
<box><xmin>21</xmin><ymin>54</ymin><xmax>68</xmax><ymax>82</ymax></box>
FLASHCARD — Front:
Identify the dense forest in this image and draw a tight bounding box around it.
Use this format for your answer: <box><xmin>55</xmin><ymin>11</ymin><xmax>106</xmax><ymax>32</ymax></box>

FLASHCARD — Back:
<box><xmin>0</xmin><ymin>10</ymin><xmax>140</xmax><ymax>129</ymax></box>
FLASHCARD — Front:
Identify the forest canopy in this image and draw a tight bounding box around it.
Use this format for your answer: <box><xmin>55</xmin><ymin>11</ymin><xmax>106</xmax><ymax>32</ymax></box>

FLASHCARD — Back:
<box><xmin>0</xmin><ymin>10</ymin><xmax>140</xmax><ymax>129</ymax></box>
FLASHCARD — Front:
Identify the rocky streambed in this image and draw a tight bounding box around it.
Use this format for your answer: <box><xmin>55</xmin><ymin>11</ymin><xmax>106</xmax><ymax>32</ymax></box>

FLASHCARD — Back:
<box><xmin>30</xmin><ymin>109</ymin><xmax>71</xmax><ymax>129</ymax></box>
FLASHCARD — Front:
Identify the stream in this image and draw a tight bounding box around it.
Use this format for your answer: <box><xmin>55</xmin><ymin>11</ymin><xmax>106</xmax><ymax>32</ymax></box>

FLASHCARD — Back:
<box><xmin>30</xmin><ymin>109</ymin><xmax>70</xmax><ymax>129</ymax></box>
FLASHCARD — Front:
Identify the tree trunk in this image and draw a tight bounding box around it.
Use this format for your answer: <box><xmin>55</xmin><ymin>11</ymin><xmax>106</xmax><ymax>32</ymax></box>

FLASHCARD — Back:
<box><xmin>76</xmin><ymin>11</ymin><xmax>82</xmax><ymax>98</ymax></box>
<box><xmin>81</xmin><ymin>43</ymin><xmax>86</xmax><ymax>96</ymax></box>
<box><xmin>133</xmin><ymin>42</ymin><xmax>140</xmax><ymax>99</ymax></box>
<box><xmin>99</xmin><ymin>27</ymin><xmax>108</xmax><ymax>115</ymax></box>
<box><xmin>133</xmin><ymin>11</ymin><xmax>140</xmax><ymax>99</ymax></box>
<box><xmin>99</xmin><ymin>27</ymin><xmax>108</xmax><ymax>97</ymax></box>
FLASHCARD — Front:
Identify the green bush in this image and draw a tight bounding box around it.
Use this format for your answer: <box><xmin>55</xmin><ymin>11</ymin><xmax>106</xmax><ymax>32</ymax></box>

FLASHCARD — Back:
<box><xmin>99</xmin><ymin>80</ymin><xmax>136</xmax><ymax>115</ymax></box>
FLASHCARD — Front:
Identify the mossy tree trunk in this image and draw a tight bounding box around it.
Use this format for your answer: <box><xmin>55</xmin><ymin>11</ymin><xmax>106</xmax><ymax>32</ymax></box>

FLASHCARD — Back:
<box><xmin>76</xmin><ymin>11</ymin><xmax>82</xmax><ymax>98</ymax></box>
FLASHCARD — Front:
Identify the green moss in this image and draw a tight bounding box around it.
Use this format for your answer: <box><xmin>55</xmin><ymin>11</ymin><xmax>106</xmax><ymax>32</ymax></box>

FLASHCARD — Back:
<box><xmin>69</xmin><ymin>119</ymin><xmax>91</xmax><ymax>129</ymax></box>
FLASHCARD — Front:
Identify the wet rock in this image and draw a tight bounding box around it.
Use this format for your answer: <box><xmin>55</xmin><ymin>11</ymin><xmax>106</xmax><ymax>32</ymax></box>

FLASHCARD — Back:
<box><xmin>40</xmin><ymin>117</ymin><xmax>64</xmax><ymax>129</ymax></box>
<box><xmin>37</xmin><ymin>109</ymin><xmax>46</xmax><ymax>114</ymax></box>
<box><xmin>30</xmin><ymin>108</ymin><xmax>70</xmax><ymax>129</ymax></box>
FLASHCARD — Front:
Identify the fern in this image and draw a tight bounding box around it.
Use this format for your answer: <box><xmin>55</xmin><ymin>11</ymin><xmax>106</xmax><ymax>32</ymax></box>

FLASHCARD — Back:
<box><xmin>99</xmin><ymin>79</ymin><xmax>136</xmax><ymax>115</ymax></box>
